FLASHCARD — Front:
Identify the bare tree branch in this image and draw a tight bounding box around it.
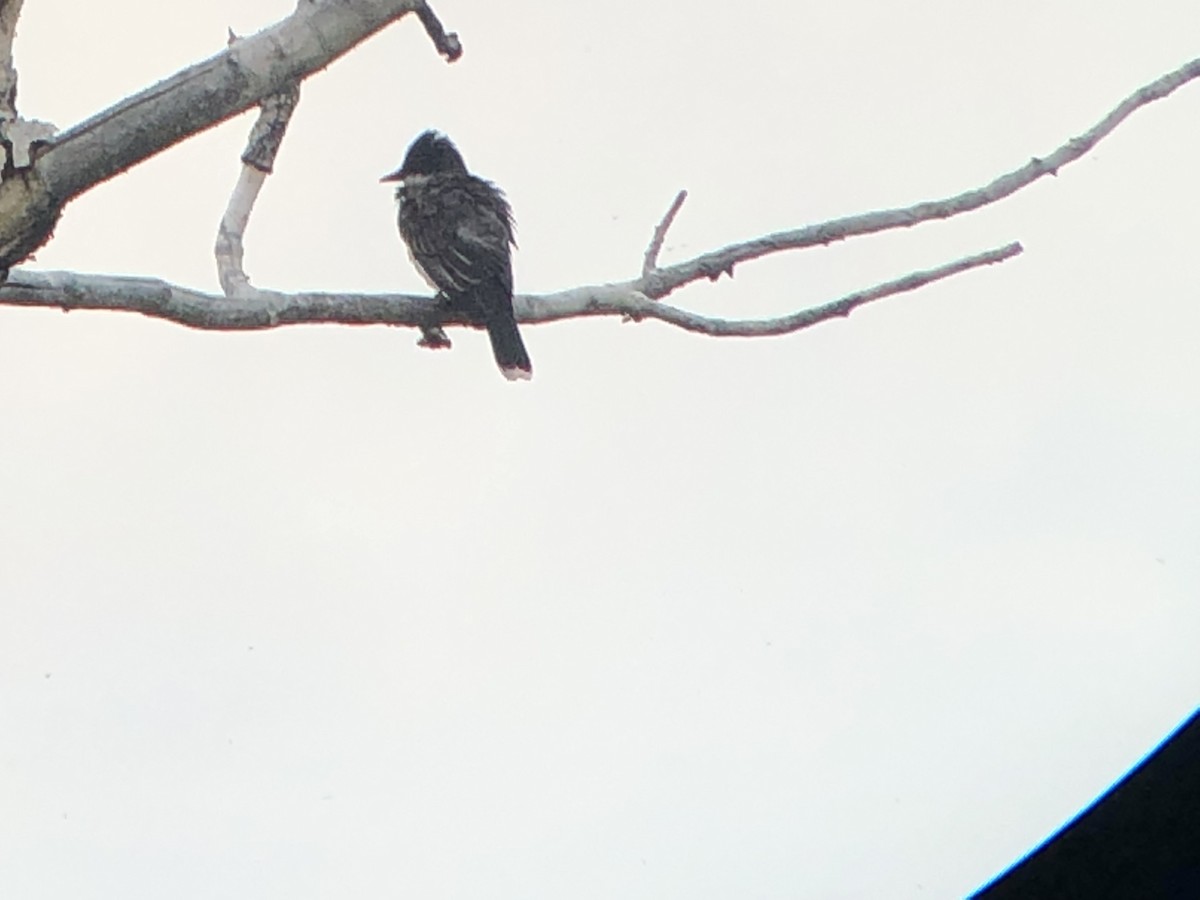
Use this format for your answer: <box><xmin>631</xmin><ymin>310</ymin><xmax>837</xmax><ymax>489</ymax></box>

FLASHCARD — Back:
<box><xmin>214</xmin><ymin>167</ymin><xmax>269</xmax><ymax>298</ymax></box>
<box><xmin>215</xmin><ymin>83</ymin><xmax>300</xmax><ymax>297</ymax></box>
<box><xmin>1</xmin><ymin>35</ymin><xmax>1198</xmax><ymax>352</ymax></box>
<box><xmin>619</xmin><ymin>243</ymin><xmax>1021</xmax><ymax>337</ymax></box>
<box><xmin>0</xmin><ymin>242</ymin><xmax>1020</xmax><ymax>338</ymax></box>
<box><xmin>210</xmin><ymin>76</ymin><xmax>457</xmax><ymax>350</ymax></box>
<box><xmin>37</xmin><ymin>0</ymin><xmax>451</xmax><ymax>202</ymax></box>
<box><xmin>642</xmin><ymin>189</ymin><xmax>688</xmax><ymax>278</ymax></box>
<box><xmin>0</xmin><ymin>0</ymin><xmax>459</xmax><ymax>272</ymax></box>
<box><xmin>414</xmin><ymin>3</ymin><xmax>463</xmax><ymax>61</ymax></box>
<box><xmin>639</xmin><ymin>55</ymin><xmax>1200</xmax><ymax>301</ymax></box>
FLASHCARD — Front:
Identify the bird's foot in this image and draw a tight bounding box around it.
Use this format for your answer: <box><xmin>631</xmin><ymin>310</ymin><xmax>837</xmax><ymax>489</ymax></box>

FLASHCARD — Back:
<box><xmin>417</xmin><ymin>324</ymin><xmax>452</xmax><ymax>350</ymax></box>
<box><xmin>416</xmin><ymin>293</ymin><xmax>459</xmax><ymax>349</ymax></box>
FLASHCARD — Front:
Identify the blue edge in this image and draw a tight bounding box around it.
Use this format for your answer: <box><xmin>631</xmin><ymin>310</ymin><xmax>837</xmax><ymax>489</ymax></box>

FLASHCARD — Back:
<box><xmin>971</xmin><ymin>706</ymin><xmax>1200</xmax><ymax>899</ymax></box>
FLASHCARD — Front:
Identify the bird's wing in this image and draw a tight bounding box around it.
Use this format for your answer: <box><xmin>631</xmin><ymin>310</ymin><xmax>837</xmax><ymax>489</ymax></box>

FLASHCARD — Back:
<box><xmin>399</xmin><ymin>176</ymin><xmax>514</xmax><ymax>297</ymax></box>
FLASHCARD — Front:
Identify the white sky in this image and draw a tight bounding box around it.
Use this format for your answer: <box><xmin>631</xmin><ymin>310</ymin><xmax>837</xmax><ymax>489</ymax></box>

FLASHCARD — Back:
<box><xmin>2</xmin><ymin>1</ymin><xmax>1199</xmax><ymax>897</ymax></box>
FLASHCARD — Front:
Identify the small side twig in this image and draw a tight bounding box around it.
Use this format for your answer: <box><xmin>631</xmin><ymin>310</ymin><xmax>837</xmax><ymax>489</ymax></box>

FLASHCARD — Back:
<box><xmin>214</xmin><ymin>82</ymin><xmax>300</xmax><ymax>297</ymax></box>
<box><xmin>415</xmin><ymin>2</ymin><xmax>462</xmax><ymax>62</ymax></box>
<box><xmin>641</xmin><ymin>189</ymin><xmax>687</xmax><ymax>278</ymax></box>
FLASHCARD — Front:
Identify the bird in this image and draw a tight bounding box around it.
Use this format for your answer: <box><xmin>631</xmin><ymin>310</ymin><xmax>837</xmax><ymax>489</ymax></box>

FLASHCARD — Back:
<box><xmin>381</xmin><ymin>130</ymin><xmax>532</xmax><ymax>381</ymax></box>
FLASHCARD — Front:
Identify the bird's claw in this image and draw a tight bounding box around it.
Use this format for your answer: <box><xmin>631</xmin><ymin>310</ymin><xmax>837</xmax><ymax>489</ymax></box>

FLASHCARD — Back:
<box><xmin>417</xmin><ymin>324</ymin><xmax>452</xmax><ymax>350</ymax></box>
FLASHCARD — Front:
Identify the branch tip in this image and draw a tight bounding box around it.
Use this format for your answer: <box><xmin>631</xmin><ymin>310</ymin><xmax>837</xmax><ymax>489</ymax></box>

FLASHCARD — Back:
<box><xmin>415</xmin><ymin>4</ymin><xmax>462</xmax><ymax>62</ymax></box>
<box><xmin>641</xmin><ymin>188</ymin><xmax>688</xmax><ymax>278</ymax></box>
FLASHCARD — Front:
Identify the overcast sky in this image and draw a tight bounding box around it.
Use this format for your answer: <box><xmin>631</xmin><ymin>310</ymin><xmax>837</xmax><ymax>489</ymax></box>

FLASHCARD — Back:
<box><xmin>2</xmin><ymin>1</ymin><xmax>1199</xmax><ymax>897</ymax></box>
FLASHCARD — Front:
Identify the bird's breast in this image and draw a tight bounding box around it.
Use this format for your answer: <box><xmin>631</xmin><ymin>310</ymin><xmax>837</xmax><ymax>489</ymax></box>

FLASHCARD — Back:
<box><xmin>407</xmin><ymin>245</ymin><xmax>440</xmax><ymax>292</ymax></box>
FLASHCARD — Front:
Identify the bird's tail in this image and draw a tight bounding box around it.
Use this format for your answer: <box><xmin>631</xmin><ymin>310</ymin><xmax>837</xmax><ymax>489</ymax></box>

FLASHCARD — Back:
<box><xmin>484</xmin><ymin>298</ymin><xmax>532</xmax><ymax>382</ymax></box>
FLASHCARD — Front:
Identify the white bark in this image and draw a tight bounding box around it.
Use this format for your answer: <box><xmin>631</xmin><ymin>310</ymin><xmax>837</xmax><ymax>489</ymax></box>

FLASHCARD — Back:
<box><xmin>215</xmin><ymin>81</ymin><xmax>300</xmax><ymax>297</ymax></box>
<box><xmin>0</xmin><ymin>0</ymin><xmax>458</xmax><ymax>271</ymax></box>
<box><xmin>215</xmin><ymin>166</ymin><xmax>268</xmax><ymax>299</ymax></box>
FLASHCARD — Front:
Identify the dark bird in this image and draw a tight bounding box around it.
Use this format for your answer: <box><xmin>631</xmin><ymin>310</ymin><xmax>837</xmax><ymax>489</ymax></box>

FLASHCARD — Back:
<box><xmin>381</xmin><ymin>131</ymin><xmax>532</xmax><ymax>381</ymax></box>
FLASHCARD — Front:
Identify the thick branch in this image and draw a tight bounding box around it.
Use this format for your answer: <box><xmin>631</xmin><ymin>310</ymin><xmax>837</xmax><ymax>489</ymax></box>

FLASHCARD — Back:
<box><xmin>0</xmin><ymin>0</ymin><xmax>457</xmax><ymax>272</ymax></box>
<box><xmin>36</xmin><ymin>0</ymin><xmax>450</xmax><ymax>203</ymax></box>
<box><xmin>2</xmin><ymin>49</ymin><xmax>1195</xmax><ymax>351</ymax></box>
<box><xmin>0</xmin><ymin>243</ymin><xmax>1020</xmax><ymax>336</ymax></box>
<box><xmin>639</xmin><ymin>55</ymin><xmax>1200</xmax><ymax>300</ymax></box>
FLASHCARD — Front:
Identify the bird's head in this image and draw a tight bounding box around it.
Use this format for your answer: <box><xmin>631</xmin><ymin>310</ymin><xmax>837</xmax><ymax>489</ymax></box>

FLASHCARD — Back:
<box><xmin>380</xmin><ymin>130</ymin><xmax>467</xmax><ymax>183</ymax></box>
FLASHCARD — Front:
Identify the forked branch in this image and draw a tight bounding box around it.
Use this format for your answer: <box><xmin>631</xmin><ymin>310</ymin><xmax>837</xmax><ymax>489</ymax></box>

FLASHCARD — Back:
<box><xmin>0</xmin><ymin>0</ymin><xmax>460</xmax><ymax>273</ymax></box>
<box><xmin>2</xmin><ymin>49</ymin><xmax>1200</xmax><ymax>347</ymax></box>
<box><xmin>0</xmin><ymin>243</ymin><xmax>1020</xmax><ymax>337</ymax></box>
<box><xmin>638</xmin><ymin>55</ymin><xmax>1200</xmax><ymax>302</ymax></box>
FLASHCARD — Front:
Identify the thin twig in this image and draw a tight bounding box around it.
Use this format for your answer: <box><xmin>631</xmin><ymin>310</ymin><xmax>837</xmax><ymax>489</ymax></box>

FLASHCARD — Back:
<box><xmin>415</xmin><ymin>2</ymin><xmax>462</xmax><ymax>61</ymax></box>
<box><xmin>618</xmin><ymin>242</ymin><xmax>1023</xmax><ymax>336</ymax></box>
<box><xmin>641</xmin><ymin>189</ymin><xmax>688</xmax><ymax>278</ymax></box>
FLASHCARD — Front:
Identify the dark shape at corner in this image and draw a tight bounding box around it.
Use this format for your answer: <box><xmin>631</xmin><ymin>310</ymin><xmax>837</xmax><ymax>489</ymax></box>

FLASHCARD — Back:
<box><xmin>973</xmin><ymin>707</ymin><xmax>1200</xmax><ymax>899</ymax></box>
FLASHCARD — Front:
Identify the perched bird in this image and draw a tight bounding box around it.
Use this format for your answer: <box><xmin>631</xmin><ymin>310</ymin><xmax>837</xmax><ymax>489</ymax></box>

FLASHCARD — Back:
<box><xmin>381</xmin><ymin>131</ymin><xmax>532</xmax><ymax>381</ymax></box>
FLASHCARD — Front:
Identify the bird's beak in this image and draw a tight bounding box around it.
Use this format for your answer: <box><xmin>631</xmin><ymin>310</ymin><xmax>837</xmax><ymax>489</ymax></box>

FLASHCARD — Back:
<box><xmin>380</xmin><ymin>167</ymin><xmax>405</xmax><ymax>183</ymax></box>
